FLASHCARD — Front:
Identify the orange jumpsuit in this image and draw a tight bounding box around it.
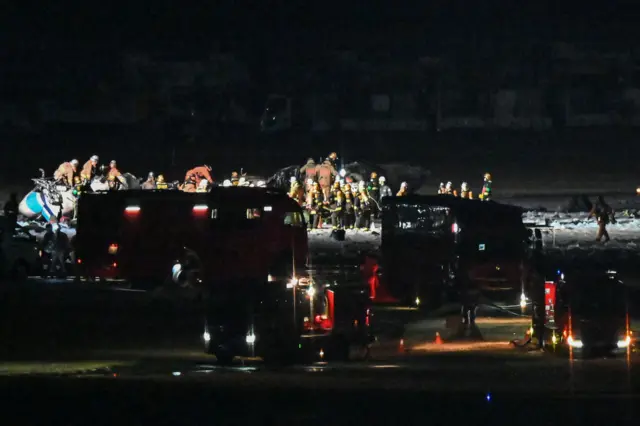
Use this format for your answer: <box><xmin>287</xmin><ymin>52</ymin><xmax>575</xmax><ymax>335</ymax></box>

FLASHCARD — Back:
<box><xmin>108</xmin><ymin>167</ymin><xmax>122</xmax><ymax>180</ymax></box>
<box><xmin>54</xmin><ymin>162</ymin><xmax>76</xmax><ymax>185</ymax></box>
<box><xmin>81</xmin><ymin>160</ymin><xmax>96</xmax><ymax>181</ymax></box>
<box><xmin>185</xmin><ymin>166</ymin><xmax>213</xmax><ymax>186</ymax></box>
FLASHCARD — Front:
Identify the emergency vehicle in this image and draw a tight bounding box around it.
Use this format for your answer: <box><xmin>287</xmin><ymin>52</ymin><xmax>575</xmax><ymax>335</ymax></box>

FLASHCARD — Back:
<box><xmin>74</xmin><ymin>188</ymin><xmax>308</xmax><ymax>288</ymax></box>
<box><xmin>203</xmin><ymin>276</ymin><xmax>374</xmax><ymax>364</ymax></box>
<box><xmin>532</xmin><ymin>267</ymin><xmax>632</xmax><ymax>357</ymax></box>
<box><xmin>378</xmin><ymin>195</ymin><xmax>530</xmax><ymax>311</ymax></box>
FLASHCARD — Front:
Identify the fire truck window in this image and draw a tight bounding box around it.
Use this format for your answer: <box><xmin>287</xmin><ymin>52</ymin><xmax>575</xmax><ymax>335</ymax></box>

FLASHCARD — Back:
<box><xmin>284</xmin><ymin>211</ymin><xmax>304</xmax><ymax>227</ymax></box>
<box><xmin>246</xmin><ymin>208</ymin><xmax>262</xmax><ymax>219</ymax></box>
<box><xmin>391</xmin><ymin>204</ymin><xmax>450</xmax><ymax>234</ymax></box>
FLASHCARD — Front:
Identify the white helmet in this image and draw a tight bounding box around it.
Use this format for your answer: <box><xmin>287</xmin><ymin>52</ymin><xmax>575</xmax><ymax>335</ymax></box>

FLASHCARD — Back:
<box><xmin>90</xmin><ymin>155</ymin><xmax>99</xmax><ymax>162</ymax></box>
<box><xmin>461</xmin><ymin>182</ymin><xmax>469</xmax><ymax>191</ymax></box>
<box><xmin>239</xmin><ymin>177</ymin><xmax>247</xmax><ymax>186</ymax></box>
<box><xmin>339</xmin><ymin>168</ymin><xmax>347</xmax><ymax>177</ymax></box>
<box><xmin>222</xmin><ymin>179</ymin><xmax>232</xmax><ymax>187</ymax></box>
<box><xmin>401</xmin><ymin>182</ymin><xmax>408</xmax><ymax>188</ymax></box>
<box><xmin>70</xmin><ymin>159</ymin><xmax>79</xmax><ymax>167</ymax></box>
<box><xmin>379</xmin><ymin>176</ymin><xmax>386</xmax><ymax>183</ymax></box>
<box><xmin>306</xmin><ymin>178</ymin><xmax>314</xmax><ymax>186</ymax></box>
<box><xmin>256</xmin><ymin>180</ymin><xmax>266</xmax><ymax>187</ymax></box>
<box><xmin>290</xmin><ymin>176</ymin><xmax>297</xmax><ymax>184</ymax></box>
<box><xmin>446</xmin><ymin>181</ymin><xmax>452</xmax><ymax>189</ymax></box>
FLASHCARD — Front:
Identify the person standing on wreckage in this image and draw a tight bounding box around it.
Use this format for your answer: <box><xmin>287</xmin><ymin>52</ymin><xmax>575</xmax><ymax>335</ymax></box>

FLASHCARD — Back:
<box><xmin>80</xmin><ymin>155</ymin><xmax>99</xmax><ymax>184</ymax></box>
<box><xmin>53</xmin><ymin>159</ymin><xmax>79</xmax><ymax>187</ymax></box>
<box><xmin>316</xmin><ymin>159</ymin><xmax>337</xmax><ymax>199</ymax></box>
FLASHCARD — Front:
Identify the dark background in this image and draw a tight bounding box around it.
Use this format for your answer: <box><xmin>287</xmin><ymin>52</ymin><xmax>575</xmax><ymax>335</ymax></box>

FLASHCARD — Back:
<box><xmin>2</xmin><ymin>1</ymin><xmax>640</xmax><ymax>185</ymax></box>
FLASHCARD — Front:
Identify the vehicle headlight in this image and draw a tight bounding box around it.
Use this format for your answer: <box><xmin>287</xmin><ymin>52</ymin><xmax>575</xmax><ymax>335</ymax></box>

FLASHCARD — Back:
<box><xmin>567</xmin><ymin>335</ymin><xmax>583</xmax><ymax>348</ymax></box>
<box><xmin>245</xmin><ymin>333</ymin><xmax>256</xmax><ymax>344</ymax></box>
<box><xmin>617</xmin><ymin>335</ymin><xmax>632</xmax><ymax>348</ymax></box>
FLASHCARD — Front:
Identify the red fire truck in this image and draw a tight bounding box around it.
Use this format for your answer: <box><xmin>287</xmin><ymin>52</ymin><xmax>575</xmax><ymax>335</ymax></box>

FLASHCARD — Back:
<box><xmin>75</xmin><ymin>188</ymin><xmax>308</xmax><ymax>287</ymax></box>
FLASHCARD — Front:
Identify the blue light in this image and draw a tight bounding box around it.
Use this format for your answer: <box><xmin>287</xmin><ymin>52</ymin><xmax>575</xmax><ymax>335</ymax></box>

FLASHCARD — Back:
<box><xmin>486</xmin><ymin>393</ymin><xmax>491</xmax><ymax>401</ymax></box>
<box><xmin>557</xmin><ymin>270</ymin><xmax>561</xmax><ymax>275</ymax></box>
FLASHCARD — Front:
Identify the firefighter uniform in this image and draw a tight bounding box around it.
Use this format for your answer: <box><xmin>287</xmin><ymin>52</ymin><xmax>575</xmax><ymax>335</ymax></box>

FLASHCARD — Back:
<box><xmin>343</xmin><ymin>184</ymin><xmax>356</xmax><ymax>229</ymax></box>
<box><xmin>81</xmin><ymin>155</ymin><xmax>99</xmax><ymax>182</ymax></box>
<box><xmin>288</xmin><ymin>181</ymin><xmax>305</xmax><ymax>207</ymax></box>
<box><xmin>156</xmin><ymin>175</ymin><xmax>168</xmax><ymax>190</ymax></box>
<box><xmin>309</xmin><ymin>190</ymin><xmax>325</xmax><ymax>229</ymax></box>
<box><xmin>330</xmin><ymin>191</ymin><xmax>345</xmax><ymax>229</ymax></box>
<box><xmin>481</xmin><ymin>173</ymin><xmax>492</xmax><ymax>201</ymax></box>
<box><xmin>54</xmin><ymin>160</ymin><xmax>79</xmax><ymax>186</ymax></box>
<box><xmin>379</xmin><ymin>177</ymin><xmax>392</xmax><ymax>202</ymax></box>
<box><xmin>460</xmin><ymin>182</ymin><xmax>472</xmax><ymax>199</ymax></box>
<box><xmin>367</xmin><ymin>172</ymin><xmax>380</xmax><ymax>218</ymax></box>
<box><xmin>300</xmin><ymin>158</ymin><xmax>318</xmax><ymax>186</ymax></box>
<box><xmin>397</xmin><ymin>182</ymin><xmax>408</xmax><ymax>196</ymax></box>
<box><xmin>355</xmin><ymin>190</ymin><xmax>372</xmax><ymax>230</ymax></box>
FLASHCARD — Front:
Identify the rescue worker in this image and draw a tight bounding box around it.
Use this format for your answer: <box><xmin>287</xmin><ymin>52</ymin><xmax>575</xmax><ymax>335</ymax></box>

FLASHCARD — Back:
<box><xmin>378</xmin><ymin>176</ymin><xmax>392</xmax><ymax>202</ymax></box>
<box><xmin>397</xmin><ymin>182</ymin><xmax>409</xmax><ymax>196</ymax></box>
<box><xmin>481</xmin><ymin>173</ymin><xmax>492</xmax><ymax>201</ymax></box>
<box><xmin>325</xmin><ymin>152</ymin><xmax>339</xmax><ymax>170</ymax></box>
<box><xmin>308</xmin><ymin>184</ymin><xmax>324</xmax><ymax>230</ymax></box>
<box><xmin>288</xmin><ymin>180</ymin><xmax>305</xmax><ymax>207</ymax></box>
<box><xmin>444</xmin><ymin>181</ymin><xmax>453</xmax><ymax>195</ymax></box>
<box><xmin>460</xmin><ymin>182</ymin><xmax>472</xmax><ymax>199</ymax></box>
<box><xmin>331</xmin><ymin>189</ymin><xmax>345</xmax><ymax>229</ymax></box>
<box><xmin>107</xmin><ymin>160</ymin><xmax>121</xmax><ymax>180</ymax></box>
<box><xmin>356</xmin><ymin>189</ymin><xmax>372</xmax><ymax>230</ymax></box>
<box><xmin>141</xmin><ymin>172</ymin><xmax>156</xmax><ymax>190</ymax></box>
<box><xmin>317</xmin><ymin>159</ymin><xmax>337</xmax><ymax>199</ymax></box>
<box><xmin>222</xmin><ymin>179</ymin><xmax>232</xmax><ymax>187</ymax></box>
<box><xmin>185</xmin><ymin>165</ymin><xmax>213</xmax><ymax>187</ymax></box>
<box><xmin>367</xmin><ymin>172</ymin><xmax>380</xmax><ymax>218</ymax></box>
<box><xmin>196</xmin><ymin>179</ymin><xmax>209</xmax><ymax>193</ymax></box>
<box><xmin>81</xmin><ymin>155</ymin><xmax>99</xmax><ymax>183</ymax></box>
<box><xmin>300</xmin><ymin>158</ymin><xmax>318</xmax><ymax>185</ymax></box>
<box><xmin>155</xmin><ymin>175</ymin><xmax>168</xmax><ymax>190</ymax></box>
<box><xmin>588</xmin><ymin>196</ymin><xmax>614</xmax><ymax>243</ymax></box>
<box><xmin>53</xmin><ymin>159</ymin><xmax>79</xmax><ymax>186</ymax></box>
<box><xmin>3</xmin><ymin>193</ymin><xmax>18</xmax><ymax>235</ymax></box>
<box><xmin>302</xmin><ymin>177</ymin><xmax>313</xmax><ymax>195</ymax></box>
<box><xmin>343</xmin><ymin>184</ymin><xmax>356</xmax><ymax>229</ymax></box>
<box><xmin>69</xmin><ymin>176</ymin><xmax>83</xmax><ymax>220</ymax></box>
<box><xmin>230</xmin><ymin>171</ymin><xmax>240</xmax><ymax>186</ymax></box>
<box><xmin>438</xmin><ymin>182</ymin><xmax>445</xmax><ymax>194</ymax></box>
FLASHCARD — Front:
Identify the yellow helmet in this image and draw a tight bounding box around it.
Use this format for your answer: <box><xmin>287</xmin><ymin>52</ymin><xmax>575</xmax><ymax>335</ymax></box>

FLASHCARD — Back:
<box><xmin>370</xmin><ymin>171</ymin><xmax>378</xmax><ymax>179</ymax></box>
<box><xmin>484</xmin><ymin>172</ymin><xmax>492</xmax><ymax>181</ymax></box>
<box><xmin>157</xmin><ymin>175</ymin><xmax>165</xmax><ymax>183</ymax></box>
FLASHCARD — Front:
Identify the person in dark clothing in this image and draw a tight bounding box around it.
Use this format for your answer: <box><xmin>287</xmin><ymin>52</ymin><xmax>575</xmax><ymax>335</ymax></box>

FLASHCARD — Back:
<box><xmin>378</xmin><ymin>176</ymin><xmax>393</xmax><ymax>202</ymax></box>
<box><xmin>367</xmin><ymin>172</ymin><xmax>380</xmax><ymax>218</ymax></box>
<box><xmin>330</xmin><ymin>190</ymin><xmax>345</xmax><ymax>229</ymax></box>
<box><xmin>343</xmin><ymin>184</ymin><xmax>356</xmax><ymax>229</ymax></box>
<box><xmin>356</xmin><ymin>190</ymin><xmax>372</xmax><ymax>230</ymax></box>
<box><xmin>3</xmin><ymin>193</ymin><xmax>18</xmax><ymax>235</ymax></box>
<box><xmin>588</xmin><ymin>196</ymin><xmax>614</xmax><ymax>243</ymax></box>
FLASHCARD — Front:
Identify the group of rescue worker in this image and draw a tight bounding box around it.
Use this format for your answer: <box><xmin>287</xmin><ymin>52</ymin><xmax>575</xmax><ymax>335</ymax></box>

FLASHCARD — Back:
<box><xmin>288</xmin><ymin>152</ymin><xmax>410</xmax><ymax>231</ymax></box>
<box><xmin>437</xmin><ymin>173</ymin><xmax>493</xmax><ymax>201</ymax></box>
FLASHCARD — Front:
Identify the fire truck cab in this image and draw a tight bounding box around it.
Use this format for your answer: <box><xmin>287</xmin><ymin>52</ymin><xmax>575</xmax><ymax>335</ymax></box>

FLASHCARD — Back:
<box><xmin>379</xmin><ymin>195</ymin><xmax>530</xmax><ymax>311</ymax></box>
<box><xmin>532</xmin><ymin>267</ymin><xmax>632</xmax><ymax>356</ymax></box>
<box><xmin>75</xmin><ymin>188</ymin><xmax>308</xmax><ymax>288</ymax></box>
<box><xmin>203</xmin><ymin>277</ymin><xmax>373</xmax><ymax>365</ymax></box>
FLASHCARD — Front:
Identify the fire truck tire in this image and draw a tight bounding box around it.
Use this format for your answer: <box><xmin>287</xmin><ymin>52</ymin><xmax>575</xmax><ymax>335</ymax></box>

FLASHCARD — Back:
<box><xmin>214</xmin><ymin>351</ymin><xmax>235</xmax><ymax>366</ymax></box>
<box><xmin>327</xmin><ymin>335</ymin><xmax>350</xmax><ymax>361</ymax></box>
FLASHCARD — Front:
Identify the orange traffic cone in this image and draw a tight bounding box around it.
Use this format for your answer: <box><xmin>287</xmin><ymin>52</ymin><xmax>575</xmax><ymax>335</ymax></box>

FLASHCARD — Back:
<box><xmin>434</xmin><ymin>332</ymin><xmax>443</xmax><ymax>344</ymax></box>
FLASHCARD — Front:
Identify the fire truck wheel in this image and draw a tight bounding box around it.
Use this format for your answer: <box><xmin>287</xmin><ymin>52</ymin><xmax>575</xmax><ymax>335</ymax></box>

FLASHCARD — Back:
<box><xmin>327</xmin><ymin>335</ymin><xmax>350</xmax><ymax>362</ymax></box>
<box><xmin>215</xmin><ymin>351</ymin><xmax>235</xmax><ymax>366</ymax></box>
